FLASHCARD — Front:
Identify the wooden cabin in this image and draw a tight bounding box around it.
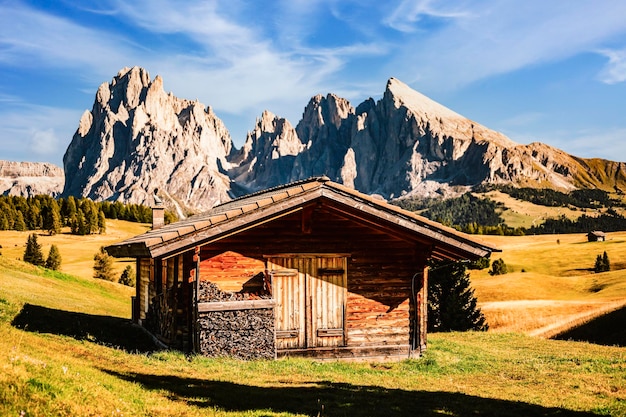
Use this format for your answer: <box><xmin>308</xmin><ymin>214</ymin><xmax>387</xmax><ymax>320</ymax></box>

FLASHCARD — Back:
<box><xmin>587</xmin><ymin>231</ymin><xmax>606</xmax><ymax>242</ymax></box>
<box><xmin>106</xmin><ymin>177</ymin><xmax>496</xmax><ymax>361</ymax></box>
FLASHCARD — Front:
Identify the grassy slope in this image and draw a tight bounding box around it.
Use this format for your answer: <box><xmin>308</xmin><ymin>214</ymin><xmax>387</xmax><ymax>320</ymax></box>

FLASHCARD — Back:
<box><xmin>1</xmin><ymin>224</ymin><xmax>626</xmax><ymax>415</ymax></box>
<box><xmin>0</xmin><ymin>220</ymin><xmax>150</xmax><ymax>279</ymax></box>
<box><xmin>470</xmin><ymin>232</ymin><xmax>626</xmax><ymax>335</ymax></box>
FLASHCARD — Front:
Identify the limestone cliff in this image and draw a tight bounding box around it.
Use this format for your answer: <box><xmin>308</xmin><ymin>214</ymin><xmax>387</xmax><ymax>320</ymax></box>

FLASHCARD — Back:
<box><xmin>0</xmin><ymin>161</ymin><xmax>64</xmax><ymax>197</ymax></box>
<box><xmin>62</xmin><ymin>66</ymin><xmax>234</xmax><ymax>213</ymax></box>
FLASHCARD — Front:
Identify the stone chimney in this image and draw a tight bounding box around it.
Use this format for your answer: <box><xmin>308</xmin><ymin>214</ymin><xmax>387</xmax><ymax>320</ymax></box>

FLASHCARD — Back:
<box><xmin>152</xmin><ymin>190</ymin><xmax>164</xmax><ymax>230</ymax></box>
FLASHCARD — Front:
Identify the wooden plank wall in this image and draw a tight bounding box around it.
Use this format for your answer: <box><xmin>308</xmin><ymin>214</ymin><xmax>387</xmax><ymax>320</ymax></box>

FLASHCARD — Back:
<box><xmin>198</xmin><ymin>251</ymin><xmax>265</xmax><ymax>292</ymax></box>
<box><xmin>198</xmin><ymin>204</ymin><xmax>431</xmax><ymax>353</ymax></box>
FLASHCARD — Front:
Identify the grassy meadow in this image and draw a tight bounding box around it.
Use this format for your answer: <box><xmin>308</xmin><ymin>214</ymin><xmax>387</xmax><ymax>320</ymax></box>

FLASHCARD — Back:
<box><xmin>0</xmin><ymin>220</ymin><xmax>626</xmax><ymax>416</ymax></box>
<box><xmin>470</xmin><ymin>232</ymin><xmax>626</xmax><ymax>336</ymax></box>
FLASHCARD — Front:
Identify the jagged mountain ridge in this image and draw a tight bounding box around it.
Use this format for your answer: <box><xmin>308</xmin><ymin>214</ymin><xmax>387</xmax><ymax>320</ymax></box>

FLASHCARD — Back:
<box><xmin>56</xmin><ymin>67</ymin><xmax>626</xmax><ymax>212</ymax></box>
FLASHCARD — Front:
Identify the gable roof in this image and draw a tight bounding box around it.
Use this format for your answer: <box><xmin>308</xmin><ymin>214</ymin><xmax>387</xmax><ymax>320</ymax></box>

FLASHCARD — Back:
<box><xmin>105</xmin><ymin>177</ymin><xmax>498</xmax><ymax>260</ymax></box>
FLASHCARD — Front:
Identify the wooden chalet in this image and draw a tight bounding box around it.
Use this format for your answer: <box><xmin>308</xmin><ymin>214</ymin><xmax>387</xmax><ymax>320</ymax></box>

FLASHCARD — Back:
<box><xmin>587</xmin><ymin>231</ymin><xmax>606</xmax><ymax>242</ymax></box>
<box><xmin>106</xmin><ymin>177</ymin><xmax>497</xmax><ymax>361</ymax></box>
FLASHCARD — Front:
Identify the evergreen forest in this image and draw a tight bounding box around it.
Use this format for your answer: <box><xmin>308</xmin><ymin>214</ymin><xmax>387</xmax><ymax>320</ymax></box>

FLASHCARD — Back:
<box><xmin>0</xmin><ymin>195</ymin><xmax>155</xmax><ymax>235</ymax></box>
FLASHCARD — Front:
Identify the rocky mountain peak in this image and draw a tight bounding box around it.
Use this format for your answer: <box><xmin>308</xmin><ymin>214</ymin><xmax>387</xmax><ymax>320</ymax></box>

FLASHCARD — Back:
<box><xmin>62</xmin><ymin>67</ymin><xmax>234</xmax><ymax>213</ymax></box>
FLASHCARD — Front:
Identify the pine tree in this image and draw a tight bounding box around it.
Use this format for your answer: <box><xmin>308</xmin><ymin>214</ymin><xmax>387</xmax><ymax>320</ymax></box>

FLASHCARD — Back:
<box><xmin>428</xmin><ymin>261</ymin><xmax>488</xmax><ymax>332</ymax></box>
<box><xmin>45</xmin><ymin>244</ymin><xmax>62</xmax><ymax>270</ymax></box>
<box><xmin>14</xmin><ymin>211</ymin><xmax>26</xmax><ymax>231</ymax></box>
<box><xmin>595</xmin><ymin>251</ymin><xmax>610</xmax><ymax>273</ymax></box>
<box><xmin>93</xmin><ymin>246</ymin><xmax>115</xmax><ymax>281</ymax></box>
<box><xmin>98</xmin><ymin>210</ymin><xmax>106</xmax><ymax>234</ymax></box>
<box><xmin>42</xmin><ymin>200</ymin><xmax>62</xmax><ymax>235</ymax></box>
<box><xmin>602</xmin><ymin>251</ymin><xmax>610</xmax><ymax>272</ymax></box>
<box><xmin>23</xmin><ymin>233</ymin><xmax>45</xmax><ymax>266</ymax></box>
<box><xmin>119</xmin><ymin>265</ymin><xmax>135</xmax><ymax>287</ymax></box>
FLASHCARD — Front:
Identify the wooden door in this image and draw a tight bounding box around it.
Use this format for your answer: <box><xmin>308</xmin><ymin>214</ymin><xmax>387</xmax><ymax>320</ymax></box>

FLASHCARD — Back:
<box><xmin>268</xmin><ymin>255</ymin><xmax>347</xmax><ymax>349</ymax></box>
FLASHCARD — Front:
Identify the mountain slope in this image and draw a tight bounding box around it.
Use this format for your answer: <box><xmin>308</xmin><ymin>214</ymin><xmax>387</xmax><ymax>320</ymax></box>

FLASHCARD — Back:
<box><xmin>59</xmin><ymin>68</ymin><xmax>626</xmax><ymax>212</ymax></box>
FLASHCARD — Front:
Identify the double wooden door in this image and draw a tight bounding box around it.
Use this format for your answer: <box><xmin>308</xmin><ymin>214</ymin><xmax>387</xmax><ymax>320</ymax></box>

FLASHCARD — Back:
<box><xmin>267</xmin><ymin>255</ymin><xmax>347</xmax><ymax>349</ymax></box>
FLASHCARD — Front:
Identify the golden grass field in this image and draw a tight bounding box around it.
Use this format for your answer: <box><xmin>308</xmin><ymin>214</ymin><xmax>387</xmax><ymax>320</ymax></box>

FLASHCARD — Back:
<box><xmin>0</xmin><ymin>220</ymin><xmax>150</xmax><ymax>280</ymax></box>
<box><xmin>1</xmin><ymin>219</ymin><xmax>626</xmax><ymax>416</ymax></box>
<box><xmin>470</xmin><ymin>232</ymin><xmax>626</xmax><ymax>336</ymax></box>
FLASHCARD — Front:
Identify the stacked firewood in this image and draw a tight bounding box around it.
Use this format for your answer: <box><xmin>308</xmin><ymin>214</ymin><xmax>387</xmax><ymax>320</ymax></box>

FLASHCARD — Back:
<box><xmin>197</xmin><ymin>280</ymin><xmax>275</xmax><ymax>360</ymax></box>
<box><xmin>198</xmin><ymin>308</ymin><xmax>275</xmax><ymax>360</ymax></box>
<box><xmin>198</xmin><ymin>281</ymin><xmax>271</xmax><ymax>302</ymax></box>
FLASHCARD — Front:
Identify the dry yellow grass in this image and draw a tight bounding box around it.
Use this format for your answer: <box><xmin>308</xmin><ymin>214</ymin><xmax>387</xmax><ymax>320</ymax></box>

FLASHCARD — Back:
<box><xmin>0</xmin><ymin>220</ymin><xmax>149</xmax><ymax>279</ymax></box>
<box><xmin>470</xmin><ymin>231</ymin><xmax>626</xmax><ymax>335</ymax></box>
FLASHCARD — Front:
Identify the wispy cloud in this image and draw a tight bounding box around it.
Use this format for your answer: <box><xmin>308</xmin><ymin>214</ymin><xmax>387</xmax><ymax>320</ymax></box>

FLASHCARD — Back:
<box><xmin>0</xmin><ymin>2</ymin><xmax>131</xmax><ymax>79</ymax></box>
<box><xmin>385</xmin><ymin>1</ymin><xmax>626</xmax><ymax>89</ymax></box>
<box><xmin>597</xmin><ymin>48</ymin><xmax>626</xmax><ymax>84</ymax></box>
<box><xmin>0</xmin><ymin>102</ymin><xmax>81</xmax><ymax>165</ymax></box>
<box><xmin>384</xmin><ymin>0</ymin><xmax>471</xmax><ymax>33</ymax></box>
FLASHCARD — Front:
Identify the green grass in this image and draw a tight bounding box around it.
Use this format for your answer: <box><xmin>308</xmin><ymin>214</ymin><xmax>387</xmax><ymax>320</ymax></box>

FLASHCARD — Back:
<box><xmin>2</xmin><ymin>227</ymin><xmax>626</xmax><ymax>416</ymax></box>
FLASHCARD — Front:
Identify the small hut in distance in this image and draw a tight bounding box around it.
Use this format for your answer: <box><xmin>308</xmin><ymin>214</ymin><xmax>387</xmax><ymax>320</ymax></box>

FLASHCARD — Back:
<box><xmin>587</xmin><ymin>231</ymin><xmax>606</xmax><ymax>242</ymax></box>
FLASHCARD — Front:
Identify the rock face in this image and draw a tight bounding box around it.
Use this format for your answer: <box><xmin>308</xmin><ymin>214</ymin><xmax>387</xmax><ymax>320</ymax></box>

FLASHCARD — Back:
<box><xmin>61</xmin><ymin>68</ymin><xmax>626</xmax><ymax>212</ymax></box>
<box><xmin>63</xmin><ymin>67</ymin><xmax>234</xmax><ymax>214</ymax></box>
<box><xmin>0</xmin><ymin>161</ymin><xmax>64</xmax><ymax>197</ymax></box>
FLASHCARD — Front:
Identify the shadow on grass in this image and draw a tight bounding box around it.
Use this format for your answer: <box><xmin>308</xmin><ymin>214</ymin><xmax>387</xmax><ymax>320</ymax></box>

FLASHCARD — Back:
<box><xmin>11</xmin><ymin>303</ymin><xmax>158</xmax><ymax>353</ymax></box>
<box><xmin>103</xmin><ymin>369</ymin><xmax>600</xmax><ymax>417</ymax></box>
<box><xmin>554</xmin><ymin>306</ymin><xmax>626</xmax><ymax>347</ymax></box>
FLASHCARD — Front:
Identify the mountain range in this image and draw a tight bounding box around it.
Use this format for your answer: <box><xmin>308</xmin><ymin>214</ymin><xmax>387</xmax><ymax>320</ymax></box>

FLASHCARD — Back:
<box><xmin>4</xmin><ymin>66</ymin><xmax>626</xmax><ymax>214</ymax></box>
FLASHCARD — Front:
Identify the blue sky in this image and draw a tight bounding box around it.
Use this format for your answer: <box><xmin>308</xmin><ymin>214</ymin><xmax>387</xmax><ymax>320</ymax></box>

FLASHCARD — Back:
<box><xmin>1</xmin><ymin>0</ymin><xmax>626</xmax><ymax>167</ymax></box>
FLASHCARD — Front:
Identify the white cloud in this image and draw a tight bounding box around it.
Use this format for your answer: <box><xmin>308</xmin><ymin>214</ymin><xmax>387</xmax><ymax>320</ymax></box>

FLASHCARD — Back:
<box><xmin>0</xmin><ymin>103</ymin><xmax>81</xmax><ymax>165</ymax></box>
<box><xmin>385</xmin><ymin>1</ymin><xmax>626</xmax><ymax>89</ymax></box>
<box><xmin>0</xmin><ymin>3</ymin><xmax>131</xmax><ymax>78</ymax></box>
<box><xmin>597</xmin><ymin>48</ymin><xmax>626</xmax><ymax>84</ymax></box>
<box><xmin>384</xmin><ymin>0</ymin><xmax>471</xmax><ymax>33</ymax></box>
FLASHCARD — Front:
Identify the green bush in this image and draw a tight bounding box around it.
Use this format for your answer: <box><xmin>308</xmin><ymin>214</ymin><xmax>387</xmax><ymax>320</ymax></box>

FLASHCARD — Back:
<box><xmin>489</xmin><ymin>258</ymin><xmax>508</xmax><ymax>276</ymax></box>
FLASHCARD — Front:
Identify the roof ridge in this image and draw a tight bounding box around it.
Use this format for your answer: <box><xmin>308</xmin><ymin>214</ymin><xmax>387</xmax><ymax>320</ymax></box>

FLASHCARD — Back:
<box><xmin>216</xmin><ymin>176</ymin><xmax>330</xmax><ymax>208</ymax></box>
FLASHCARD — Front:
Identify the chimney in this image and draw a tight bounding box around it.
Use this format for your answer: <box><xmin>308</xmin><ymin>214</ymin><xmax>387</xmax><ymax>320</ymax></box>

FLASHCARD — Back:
<box><xmin>152</xmin><ymin>205</ymin><xmax>164</xmax><ymax>230</ymax></box>
<box><xmin>152</xmin><ymin>189</ymin><xmax>164</xmax><ymax>230</ymax></box>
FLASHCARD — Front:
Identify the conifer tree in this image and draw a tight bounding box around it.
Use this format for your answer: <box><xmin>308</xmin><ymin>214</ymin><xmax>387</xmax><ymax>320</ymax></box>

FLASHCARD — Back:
<box><xmin>42</xmin><ymin>200</ymin><xmax>62</xmax><ymax>235</ymax></box>
<box><xmin>14</xmin><ymin>211</ymin><xmax>26</xmax><ymax>231</ymax></box>
<box><xmin>45</xmin><ymin>244</ymin><xmax>62</xmax><ymax>270</ymax></box>
<box><xmin>119</xmin><ymin>265</ymin><xmax>135</xmax><ymax>287</ymax></box>
<box><xmin>23</xmin><ymin>233</ymin><xmax>45</xmax><ymax>266</ymax></box>
<box><xmin>93</xmin><ymin>246</ymin><xmax>115</xmax><ymax>281</ymax></box>
<box><xmin>98</xmin><ymin>210</ymin><xmax>106</xmax><ymax>234</ymax></box>
<box><xmin>428</xmin><ymin>260</ymin><xmax>488</xmax><ymax>332</ymax></box>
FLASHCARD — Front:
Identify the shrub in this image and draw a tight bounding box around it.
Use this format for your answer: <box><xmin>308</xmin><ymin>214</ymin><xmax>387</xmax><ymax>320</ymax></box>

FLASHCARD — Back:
<box><xmin>119</xmin><ymin>265</ymin><xmax>135</xmax><ymax>287</ymax></box>
<box><xmin>489</xmin><ymin>258</ymin><xmax>508</xmax><ymax>275</ymax></box>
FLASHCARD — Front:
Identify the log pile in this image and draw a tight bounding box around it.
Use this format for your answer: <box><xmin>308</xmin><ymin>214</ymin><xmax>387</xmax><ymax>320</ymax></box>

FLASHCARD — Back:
<box><xmin>197</xmin><ymin>280</ymin><xmax>275</xmax><ymax>360</ymax></box>
<box><xmin>198</xmin><ymin>281</ymin><xmax>271</xmax><ymax>302</ymax></box>
<box><xmin>198</xmin><ymin>309</ymin><xmax>275</xmax><ymax>360</ymax></box>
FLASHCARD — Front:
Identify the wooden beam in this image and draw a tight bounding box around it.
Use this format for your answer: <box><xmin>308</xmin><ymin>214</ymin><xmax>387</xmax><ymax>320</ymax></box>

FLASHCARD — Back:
<box><xmin>197</xmin><ymin>299</ymin><xmax>275</xmax><ymax>312</ymax></box>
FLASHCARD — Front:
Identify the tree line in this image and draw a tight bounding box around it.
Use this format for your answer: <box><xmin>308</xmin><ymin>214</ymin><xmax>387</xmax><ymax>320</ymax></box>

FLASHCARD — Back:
<box><xmin>475</xmin><ymin>185</ymin><xmax>619</xmax><ymax>209</ymax></box>
<box><xmin>394</xmin><ymin>190</ymin><xmax>626</xmax><ymax>236</ymax></box>
<box><xmin>0</xmin><ymin>195</ymin><xmax>155</xmax><ymax>235</ymax></box>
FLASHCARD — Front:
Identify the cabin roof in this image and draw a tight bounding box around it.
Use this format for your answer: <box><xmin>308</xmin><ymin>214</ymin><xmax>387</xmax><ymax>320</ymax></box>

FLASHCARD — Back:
<box><xmin>588</xmin><ymin>231</ymin><xmax>606</xmax><ymax>236</ymax></box>
<box><xmin>105</xmin><ymin>176</ymin><xmax>498</xmax><ymax>260</ymax></box>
